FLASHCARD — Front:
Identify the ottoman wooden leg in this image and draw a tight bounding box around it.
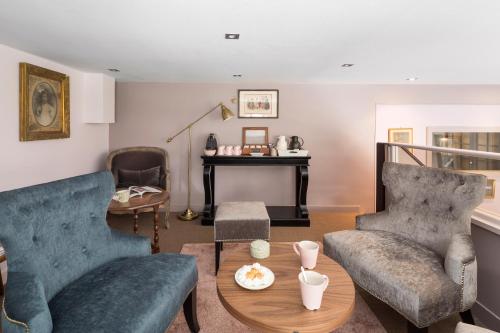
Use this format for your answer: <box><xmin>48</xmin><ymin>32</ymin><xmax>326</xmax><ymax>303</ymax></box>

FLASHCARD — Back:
<box><xmin>215</xmin><ymin>241</ymin><xmax>222</xmax><ymax>275</ymax></box>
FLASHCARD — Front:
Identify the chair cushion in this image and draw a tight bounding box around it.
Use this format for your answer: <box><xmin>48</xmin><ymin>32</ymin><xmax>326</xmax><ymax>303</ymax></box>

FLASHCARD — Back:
<box><xmin>49</xmin><ymin>253</ymin><xmax>197</xmax><ymax>333</ymax></box>
<box><xmin>214</xmin><ymin>202</ymin><xmax>270</xmax><ymax>241</ymax></box>
<box><xmin>118</xmin><ymin>166</ymin><xmax>161</xmax><ymax>188</ymax></box>
<box><xmin>323</xmin><ymin>230</ymin><xmax>461</xmax><ymax>327</ymax></box>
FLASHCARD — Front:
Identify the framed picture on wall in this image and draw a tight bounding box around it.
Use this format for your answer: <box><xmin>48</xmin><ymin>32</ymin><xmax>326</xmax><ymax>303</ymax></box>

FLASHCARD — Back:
<box><xmin>388</xmin><ymin>128</ymin><xmax>413</xmax><ymax>145</ymax></box>
<box><xmin>485</xmin><ymin>179</ymin><xmax>496</xmax><ymax>199</ymax></box>
<box><xmin>238</xmin><ymin>89</ymin><xmax>279</xmax><ymax>118</ymax></box>
<box><xmin>19</xmin><ymin>62</ymin><xmax>70</xmax><ymax>141</ymax></box>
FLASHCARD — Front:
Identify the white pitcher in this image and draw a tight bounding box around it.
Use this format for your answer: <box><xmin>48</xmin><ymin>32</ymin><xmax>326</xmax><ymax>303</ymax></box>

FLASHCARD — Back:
<box><xmin>276</xmin><ymin>136</ymin><xmax>288</xmax><ymax>151</ymax></box>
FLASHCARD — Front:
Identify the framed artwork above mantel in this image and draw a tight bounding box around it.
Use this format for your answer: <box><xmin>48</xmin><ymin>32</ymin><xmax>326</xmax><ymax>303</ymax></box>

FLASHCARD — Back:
<box><xmin>238</xmin><ymin>89</ymin><xmax>279</xmax><ymax>118</ymax></box>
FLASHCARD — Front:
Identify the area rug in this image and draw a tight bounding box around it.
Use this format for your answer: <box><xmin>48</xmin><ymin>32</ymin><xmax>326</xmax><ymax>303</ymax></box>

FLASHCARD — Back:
<box><xmin>168</xmin><ymin>243</ymin><xmax>386</xmax><ymax>333</ymax></box>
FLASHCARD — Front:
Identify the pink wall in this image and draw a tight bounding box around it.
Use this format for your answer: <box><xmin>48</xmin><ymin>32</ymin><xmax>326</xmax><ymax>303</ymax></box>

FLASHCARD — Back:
<box><xmin>0</xmin><ymin>44</ymin><xmax>109</xmax><ymax>191</ymax></box>
<box><xmin>111</xmin><ymin>83</ymin><xmax>500</xmax><ymax>213</ymax></box>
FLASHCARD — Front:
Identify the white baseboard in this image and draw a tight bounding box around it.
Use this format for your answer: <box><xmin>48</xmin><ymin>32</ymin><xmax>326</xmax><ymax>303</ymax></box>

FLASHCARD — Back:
<box><xmin>473</xmin><ymin>209</ymin><xmax>500</xmax><ymax>235</ymax></box>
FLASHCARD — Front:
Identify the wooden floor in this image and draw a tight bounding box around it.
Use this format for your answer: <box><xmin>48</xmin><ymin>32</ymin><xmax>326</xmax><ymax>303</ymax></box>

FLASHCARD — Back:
<box><xmin>108</xmin><ymin>210</ymin><xmax>463</xmax><ymax>333</ymax></box>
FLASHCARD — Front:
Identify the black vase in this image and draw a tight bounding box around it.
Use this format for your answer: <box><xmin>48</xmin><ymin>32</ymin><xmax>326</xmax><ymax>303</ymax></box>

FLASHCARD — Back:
<box><xmin>206</xmin><ymin>133</ymin><xmax>218</xmax><ymax>150</ymax></box>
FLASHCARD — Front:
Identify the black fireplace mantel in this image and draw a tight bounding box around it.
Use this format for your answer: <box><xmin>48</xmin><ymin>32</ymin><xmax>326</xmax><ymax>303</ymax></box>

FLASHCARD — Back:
<box><xmin>201</xmin><ymin>155</ymin><xmax>311</xmax><ymax>226</ymax></box>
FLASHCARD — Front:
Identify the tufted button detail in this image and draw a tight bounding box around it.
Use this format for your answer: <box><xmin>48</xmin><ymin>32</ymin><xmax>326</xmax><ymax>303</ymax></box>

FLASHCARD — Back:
<box><xmin>61</xmin><ymin>223</ymin><xmax>69</xmax><ymax>229</ymax></box>
<box><xmin>53</xmin><ymin>261</ymin><xmax>59</xmax><ymax>268</ymax></box>
<box><xmin>414</xmin><ymin>176</ymin><xmax>420</xmax><ymax>181</ymax></box>
<box><xmin>32</xmin><ymin>235</ymin><xmax>38</xmax><ymax>242</ymax></box>
<box><xmin>449</xmin><ymin>206</ymin><xmax>454</xmax><ymax>212</ymax></box>
<box><xmin>82</xmin><ymin>247</ymin><xmax>88</xmax><ymax>254</ymax></box>
<box><xmin>422</xmin><ymin>199</ymin><xmax>428</xmax><ymax>205</ymax></box>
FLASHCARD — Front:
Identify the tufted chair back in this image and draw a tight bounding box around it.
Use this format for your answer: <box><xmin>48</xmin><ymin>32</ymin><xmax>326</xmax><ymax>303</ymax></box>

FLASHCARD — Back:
<box><xmin>0</xmin><ymin>172</ymin><xmax>118</xmax><ymax>301</ymax></box>
<box><xmin>106</xmin><ymin>147</ymin><xmax>169</xmax><ymax>190</ymax></box>
<box><xmin>382</xmin><ymin>162</ymin><xmax>486</xmax><ymax>256</ymax></box>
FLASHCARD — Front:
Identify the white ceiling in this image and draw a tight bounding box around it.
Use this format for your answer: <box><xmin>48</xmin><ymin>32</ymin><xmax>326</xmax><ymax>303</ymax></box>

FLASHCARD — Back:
<box><xmin>1</xmin><ymin>0</ymin><xmax>500</xmax><ymax>83</ymax></box>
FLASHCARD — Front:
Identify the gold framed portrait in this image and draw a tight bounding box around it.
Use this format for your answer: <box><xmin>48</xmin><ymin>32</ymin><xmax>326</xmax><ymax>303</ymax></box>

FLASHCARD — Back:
<box><xmin>19</xmin><ymin>63</ymin><xmax>70</xmax><ymax>141</ymax></box>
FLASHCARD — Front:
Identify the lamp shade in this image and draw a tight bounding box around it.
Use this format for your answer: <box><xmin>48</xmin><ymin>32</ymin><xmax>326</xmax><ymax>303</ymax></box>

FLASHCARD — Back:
<box><xmin>221</xmin><ymin>104</ymin><xmax>234</xmax><ymax>121</ymax></box>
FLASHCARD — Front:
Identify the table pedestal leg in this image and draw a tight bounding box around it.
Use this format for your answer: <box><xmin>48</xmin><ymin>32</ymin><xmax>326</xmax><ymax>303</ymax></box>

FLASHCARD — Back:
<box><xmin>133</xmin><ymin>209</ymin><xmax>139</xmax><ymax>234</ymax></box>
<box><xmin>296</xmin><ymin>165</ymin><xmax>309</xmax><ymax>217</ymax></box>
<box><xmin>152</xmin><ymin>205</ymin><xmax>160</xmax><ymax>254</ymax></box>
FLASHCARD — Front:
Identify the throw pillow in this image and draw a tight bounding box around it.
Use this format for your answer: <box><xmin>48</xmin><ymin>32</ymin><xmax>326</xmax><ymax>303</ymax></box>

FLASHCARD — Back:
<box><xmin>117</xmin><ymin>166</ymin><xmax>161</xmax><ymax>188</ymax></box>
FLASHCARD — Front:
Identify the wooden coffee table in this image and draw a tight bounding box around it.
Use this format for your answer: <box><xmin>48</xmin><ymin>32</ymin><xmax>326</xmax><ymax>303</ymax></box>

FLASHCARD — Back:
<box><xmin>108</xmin><ymin>190</ymin><xmax>169</xmax><ymax>254</ymax></box>
<box><xmin>216</xmin><ymin>242</ymin><xmax>355</xmax><ymax>333</ymax></box>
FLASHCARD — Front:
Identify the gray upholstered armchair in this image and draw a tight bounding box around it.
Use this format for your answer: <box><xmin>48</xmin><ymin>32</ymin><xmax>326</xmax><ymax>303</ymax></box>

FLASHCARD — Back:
<box><xmin>324</xmin><ymin>162</ymin><xmax>486</xmax><ymax>333</ymax></box>
<box><xmin>0</xmin><ymin>172</ymin><xmax>199</xmax><ymax>333</ymax></box>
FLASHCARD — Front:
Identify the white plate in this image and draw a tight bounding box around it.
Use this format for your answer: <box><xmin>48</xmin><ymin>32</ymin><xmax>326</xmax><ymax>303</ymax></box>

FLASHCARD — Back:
<box><xmin>234</xmin><ymin>264</ymin><xmax>275</xmax><ymax>290</ymax></box>
<box><xmin>250</xmin><ymin>152</ymin><xmax>264</xmax><ymax>157</ymax></box>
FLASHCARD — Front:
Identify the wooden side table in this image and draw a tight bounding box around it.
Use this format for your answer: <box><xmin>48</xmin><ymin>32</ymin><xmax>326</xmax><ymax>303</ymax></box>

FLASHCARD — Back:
<box><xmin>108</xmin><ymin>190</ymin><xmax>169</xmax><ymax>254</ymax></box>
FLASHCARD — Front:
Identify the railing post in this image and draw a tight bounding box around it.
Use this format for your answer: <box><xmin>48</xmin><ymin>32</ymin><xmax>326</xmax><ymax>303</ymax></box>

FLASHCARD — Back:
<box><xmin>376</xmin><ymin>143</ymin><xmax>387</xmax><ymax>212</ymax></box>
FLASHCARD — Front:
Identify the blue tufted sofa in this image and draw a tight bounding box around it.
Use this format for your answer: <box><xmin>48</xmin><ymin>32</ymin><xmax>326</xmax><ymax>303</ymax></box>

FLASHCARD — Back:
<box><xmin>0</xmin><ymin>171</ymin><xmax>199</xmax><ymax>333</ymax></box>
<box><xmin>324</xmin><ymin>162</ymin><xmax>486</xmax><ymax>333</ymax></box>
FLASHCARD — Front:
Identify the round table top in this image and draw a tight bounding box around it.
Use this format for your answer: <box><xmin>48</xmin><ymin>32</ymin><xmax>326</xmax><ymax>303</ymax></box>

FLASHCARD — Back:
<box><xmin>108</xmin><ymin>189</ymin><xmax>169</xmax><ymax>212</ymax></box>
<box><xmin>216</xmin><ymin>242</ymin><xmax>355</xmax><ymax>333</ymax></box>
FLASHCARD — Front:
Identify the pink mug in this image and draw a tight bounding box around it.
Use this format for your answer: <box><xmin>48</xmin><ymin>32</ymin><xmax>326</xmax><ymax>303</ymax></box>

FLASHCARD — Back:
<box><xmin>225</xmin><ymin>145</ymin><xmax>234</xmax><ymax>155</ymax></box>
<box><xmin>217</xmin><ymin>145</ymin><xmax>226</xmax><ymax>156</ymax></box>
<box><xmin>298</xmin><ymin>271</ymin><xmax>329</xmax><ymax>310</ymax></box>
<box><xmin>233</xmin><ymin>145</ymin><xmax>242</xmax><ymax>156</ymax></box>
<box><xmin>293</xmin><ymin>241</ymin><xmax>319</xmax><ymax>269</ymax></box>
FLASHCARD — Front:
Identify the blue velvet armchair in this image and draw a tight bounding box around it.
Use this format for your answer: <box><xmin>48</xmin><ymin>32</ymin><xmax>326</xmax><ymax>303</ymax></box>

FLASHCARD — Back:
<box><xmin>0</xmin><ymin>171</ymin><xmax>199</xmax><ymax>333</ymax></box>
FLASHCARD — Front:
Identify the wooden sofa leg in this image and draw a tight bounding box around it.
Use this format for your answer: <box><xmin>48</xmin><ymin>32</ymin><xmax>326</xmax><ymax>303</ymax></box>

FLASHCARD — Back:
<box><xmin>407</xmin><ymin>320</ymin><xmax>428</xmax><ymax>333</ymax></box>
<box><xmin>460</xmin><ymin>309</ymin><xmax>475</xmax><ymax>325</ymax></box>
<box><xmin>183</xmin><ymin>287</ymin><xmax>200</xmax><ymax>333</ymax></box>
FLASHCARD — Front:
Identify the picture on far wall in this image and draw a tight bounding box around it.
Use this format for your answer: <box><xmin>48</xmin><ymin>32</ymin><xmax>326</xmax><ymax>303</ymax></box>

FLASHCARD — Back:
<box><xmin>388</xmin><ymin>128</ymin><xmax>413</xmax><ymax>145</ymax></box>
<box><xmin>19</xmin><ymin>62</ymin><xmax>70</xmax><ymax>141</ymax></box>
<box><xmin>485</xmin><ymin>179</ymin><xmax>496</xmax><ymax>199</ymax></box>
<box><xmin>238</xmin><ymin>89</ymin><xmax>279</xmax><ymax>118</ymax></box>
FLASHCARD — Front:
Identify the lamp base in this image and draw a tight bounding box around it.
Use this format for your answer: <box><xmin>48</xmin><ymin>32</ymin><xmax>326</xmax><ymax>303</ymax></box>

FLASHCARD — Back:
<box><xmin>178</xmin><ymin>208</ymin><xmax>199</xmax><ymax>221</ymax></box>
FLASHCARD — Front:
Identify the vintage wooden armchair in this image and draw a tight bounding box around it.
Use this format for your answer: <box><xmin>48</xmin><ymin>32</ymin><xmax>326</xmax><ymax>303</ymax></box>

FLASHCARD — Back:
<box><xmin>107</xmin><ymin>146</ymin><xmax>171</xmax><ymax>228</ymax></box>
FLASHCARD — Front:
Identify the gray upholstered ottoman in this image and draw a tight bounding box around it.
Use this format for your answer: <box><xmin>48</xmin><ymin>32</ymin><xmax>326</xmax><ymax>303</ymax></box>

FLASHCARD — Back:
<box><xmin>214</xmin><ymin>201</ymin><xmax>270</xmax><ymax>273</ymax></box>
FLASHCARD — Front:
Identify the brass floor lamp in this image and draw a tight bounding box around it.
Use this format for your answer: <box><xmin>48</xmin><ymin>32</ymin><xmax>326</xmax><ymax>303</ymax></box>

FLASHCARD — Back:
<box><xmin>167</xmin><ymin>102</ymin><xmax>234</xmax><ymax>221</ymax></box>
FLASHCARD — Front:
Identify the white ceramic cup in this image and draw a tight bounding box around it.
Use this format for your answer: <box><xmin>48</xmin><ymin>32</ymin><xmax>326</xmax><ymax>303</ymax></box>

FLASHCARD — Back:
<box><xmin>217</xmin><ymin>145</ymin><xmax>226</xmax><ymax>156</ymax></box>
<box><xmin>233</xmin><ymin>145</ymin><xmax>242</xmax><ymax>156</ymax></box>
<box><xmin>298</xmin><ymin>271</ymin><xmax>329</xmax><ymax>310</ymax></box>
<box><xmin>116</xmin><ymin>189</ymin><xmax>130</xmax><ymax>203</ymax></box>
<box><xmin>293</xmin><ymin>241</ymin><xmax>319</xmax><ymax>269</ymax></box>
<box><xmin>225</xmin><ymin>145</ymin><xmax>234</xmax><ymax>155</ymax></box>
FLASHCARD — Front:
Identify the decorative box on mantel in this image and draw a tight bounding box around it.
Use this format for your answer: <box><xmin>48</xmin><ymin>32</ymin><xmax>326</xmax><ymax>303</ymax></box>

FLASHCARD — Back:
<box><xmin>83</xmin><ymin>73</ymin><xmax>115</xmax><ymax>123</ymax></box>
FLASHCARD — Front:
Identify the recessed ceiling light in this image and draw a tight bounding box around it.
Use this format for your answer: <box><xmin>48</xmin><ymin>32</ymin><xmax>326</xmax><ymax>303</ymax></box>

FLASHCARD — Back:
<box><xmin>107</xmin><ymin>68</ymin><xmax>120</xmax><ymax>72</ymax></box>
<box><xmin>341</xmin><ymin>64</ymin><xmax>354</xmax><ymax>67</ymax></box>
<box><xmin>232</xmin><ymin>74</ymin><xmax>242</xmax><ymax>78</ymax></box>
<box><xmin>406</xmin><ymin>77</ymin><xmax>418</xmax><ymax>81</ymax></box>
<box><xmin>225</xmin><ymin>33</ymin><xmax>240</xmax><ymax>40</ymax></box>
